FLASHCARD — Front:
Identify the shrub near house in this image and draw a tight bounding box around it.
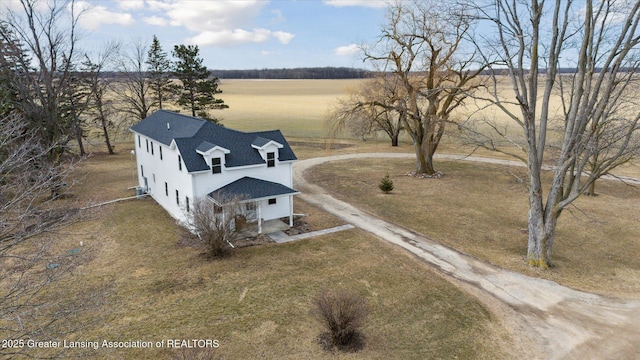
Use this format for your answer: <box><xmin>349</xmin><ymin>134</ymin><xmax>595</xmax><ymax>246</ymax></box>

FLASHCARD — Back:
<box><xmin>130</xmin><ymin>110</ymin><xmax>299</xmax><ymax>232</ymax></box>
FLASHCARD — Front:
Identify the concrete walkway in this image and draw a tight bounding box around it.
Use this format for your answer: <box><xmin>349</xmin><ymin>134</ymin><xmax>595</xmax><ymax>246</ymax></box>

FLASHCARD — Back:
<box><xmin>267</xmin><ymin>224</ymin><xmax>355</xmax><ymax>243</ymax></box>
<box><xmin>293</xmin><ymin>153</ymin><xmax>640</xmax><ymax>360</ymax></box>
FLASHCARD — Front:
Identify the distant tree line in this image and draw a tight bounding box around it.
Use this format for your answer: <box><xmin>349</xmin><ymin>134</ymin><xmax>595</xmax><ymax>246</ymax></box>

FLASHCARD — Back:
<box><xmin>211</xmin><ymin>67</ymin><xmax>374</xmax><ymax>79</ymax></box>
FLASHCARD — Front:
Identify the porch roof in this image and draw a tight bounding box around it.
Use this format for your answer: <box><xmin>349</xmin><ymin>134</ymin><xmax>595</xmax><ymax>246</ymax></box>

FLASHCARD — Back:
<box><xmin>208</xmin><ymin>177</ymin><xmax>299</xmax><ymax>204</ymax></box>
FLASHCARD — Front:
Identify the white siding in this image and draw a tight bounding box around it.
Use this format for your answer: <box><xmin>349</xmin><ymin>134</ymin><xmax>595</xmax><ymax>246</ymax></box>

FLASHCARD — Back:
<box><xmin>133</xmin><ymin>133</ymin><xmax>194</xmax><ymax>224</ymax></box>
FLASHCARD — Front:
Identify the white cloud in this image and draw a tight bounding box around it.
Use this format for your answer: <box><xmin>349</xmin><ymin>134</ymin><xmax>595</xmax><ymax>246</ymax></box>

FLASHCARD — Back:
<box><xmin>116</xmin><ymin>0</ymin><xmax>144</xmax><ymax>10</ymax></box>
<box><xmin>161</xmin><ymin>1</ymin><xmax>265</xmax><ymax>32</ymax></box>
<box><xmin>273</xmin><ymin>31</ymin><xmax>295</xmax><ymax>44</ymax></box>
<box><xmin>143</xmin><ymin>15</ymin><xmax>168</xmax><ymax>27</ymax></box>
<box><xmin>271</xmin><ymin>9</ymin><xmax>286</xmax><ymax>24</ymax></box>
<box><xmin>141</xmin><ymin>0</ymin><xmax>293</xmax><ymax>46</ymax></box>
<box><xmin>187</xmin><ymin>28</ymin><xmax>294</xmax><ymax>46</ymax></box>
<box><xmin>323</xmin><ymin>0</ymin><xmax>388</xmax><ymax>8</ymax></box>
<box><xmin>334</xmin><ymin>44</ymin><xmax>361</xmax><ymax>56</ymax></box>
<box><xmin>74</xmin><ymin>1</ymin><xmax>134</xmax><ymax>30</ymax></box>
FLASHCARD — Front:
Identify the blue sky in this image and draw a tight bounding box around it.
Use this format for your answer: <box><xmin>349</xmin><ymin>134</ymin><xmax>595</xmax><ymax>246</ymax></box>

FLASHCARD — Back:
<box><xmin>66</xmin><ymin>0</ymin><xmax>389</xmax><ymax>70</ymax></box>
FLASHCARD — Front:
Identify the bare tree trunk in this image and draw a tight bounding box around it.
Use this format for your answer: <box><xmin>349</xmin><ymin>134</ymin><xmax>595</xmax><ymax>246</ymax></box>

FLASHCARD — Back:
<box><xmin>421</xmin><ymin>138</ymin><xmax>437</xmax><ymax>175</ymax></box>
<box><xmin>414</xmin><ymin>141</ymin><xmax>428</xmax><ymax>174</ymax></box>
<box><xmin>75</xmin><ymin>120</ymin><xmax>85</xmax><ymax>156</ymax></box>
<box><xmin>526</xmin><ymin>168</ymin><xmax>551</xmax><ymax>268</ymax></box>
<box><xmin>97</xmin><ymin>104</ymin><xmax>114</xmax><ymax>155</ymax></box>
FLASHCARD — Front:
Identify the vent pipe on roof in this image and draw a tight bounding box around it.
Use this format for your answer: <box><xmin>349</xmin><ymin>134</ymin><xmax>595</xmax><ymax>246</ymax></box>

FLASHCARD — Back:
<box><xmin>167</xmin><ymin>122</ymin><xmax>170</xmax><ymax>130</ymax></box>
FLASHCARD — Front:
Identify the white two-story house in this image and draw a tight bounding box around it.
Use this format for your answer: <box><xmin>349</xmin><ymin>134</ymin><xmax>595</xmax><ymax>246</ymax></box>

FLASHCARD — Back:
<box><xmin>130</xmin><ymin>110</ymin><xmax>299</xmax><ymax>233</ymax></box>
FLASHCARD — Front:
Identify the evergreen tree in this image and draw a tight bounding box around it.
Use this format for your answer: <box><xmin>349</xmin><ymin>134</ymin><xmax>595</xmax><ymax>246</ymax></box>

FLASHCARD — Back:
<box><xmin>0</xmin><ymin>23</ymin><xmax>30</xmax><ymax>117</ymax></box>
<box><xmin>172</xmin><ymin>44</ymin><xmax>227</xmax><ymax>118</ymax></box>
<box><xmin>379</xmin><ymin>174</ymin><xmax>394</xmax><ymax>194</ymax></box>
<box><xmin>146</xmin><ymin>35</ymin><xmax>173</xmax><ymax>110</ymax></box>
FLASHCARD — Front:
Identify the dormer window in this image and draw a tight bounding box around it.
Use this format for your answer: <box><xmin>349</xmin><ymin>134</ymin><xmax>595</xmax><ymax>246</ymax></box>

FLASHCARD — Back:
<box><xmin>267</xmin><ymin>152</ymin><xmax>275</xmax><ymax>167</ymax></box>
<box><xmin>211</xmin><ymin>157</ymin><xmax>222</xmax><ymax>174</ymax></box>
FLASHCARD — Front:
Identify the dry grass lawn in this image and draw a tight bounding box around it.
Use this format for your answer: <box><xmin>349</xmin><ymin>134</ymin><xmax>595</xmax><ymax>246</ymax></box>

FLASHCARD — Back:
<box><xmin>308</xmin><ymin>157</ymin><xmax>640</xmax><ymax>298</ymax></box>
<box><xmin>17</xmin><ymin>148</ymin><xmax>514</xmax><ymax>359</ymax></box>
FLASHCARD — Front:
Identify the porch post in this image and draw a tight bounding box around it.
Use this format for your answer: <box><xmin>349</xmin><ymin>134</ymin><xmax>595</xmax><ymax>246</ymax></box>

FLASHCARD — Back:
<box><xmin>257</xmin><ymin>202</ymin><xmax>262</xmax><ymax>234</ymax></box>
<box><xmin>289</xmin><ymin>195</ymin><xmax>293</xmax><ymax>227</ymax></box>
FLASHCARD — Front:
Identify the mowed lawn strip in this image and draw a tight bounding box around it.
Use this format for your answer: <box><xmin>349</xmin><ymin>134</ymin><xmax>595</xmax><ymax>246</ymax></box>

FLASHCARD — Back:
<box><xmin>26</xmin><ymin>151</ymin><xmax>514</xmax><ymax>359</ymax></box>
<box><xmin>308</xmin><ymin>158</ymin><xmax>640</xmax><ymax>298</ymax></box>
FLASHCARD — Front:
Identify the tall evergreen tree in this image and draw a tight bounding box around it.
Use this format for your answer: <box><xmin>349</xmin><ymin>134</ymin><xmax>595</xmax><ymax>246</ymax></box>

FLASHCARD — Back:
<box><xmin>172</xmin><ymin>44</ymin><xmax>227</xmax><ymax>119</ymax></box>
<box><xmin>0</xmin><ymin>23</ymin><xmax>27</xmax><ymax>116</ymax></box>
<box><xmin>146</xmin><ymin>35</ymin><xmax>172</xmax><ymax>110</ymax></box>
<box><xmin>1</xmin><ymin>0</ymin><xmax>81</xmax><ymax>154</ymax></box>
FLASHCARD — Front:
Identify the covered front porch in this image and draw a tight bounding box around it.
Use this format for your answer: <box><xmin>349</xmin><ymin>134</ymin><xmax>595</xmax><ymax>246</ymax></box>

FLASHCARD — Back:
<box><xmin>208</xmin><ymin>176</ymin><xmax>300</xmax><ymax>234</ymax></box>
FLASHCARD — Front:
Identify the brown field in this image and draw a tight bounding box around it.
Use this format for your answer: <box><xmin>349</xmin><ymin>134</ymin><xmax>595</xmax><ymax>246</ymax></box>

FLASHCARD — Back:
<box><xmin>218</xmin><ymin>79</ymin><xmax>365</xmax><ymax>138</ymax></box>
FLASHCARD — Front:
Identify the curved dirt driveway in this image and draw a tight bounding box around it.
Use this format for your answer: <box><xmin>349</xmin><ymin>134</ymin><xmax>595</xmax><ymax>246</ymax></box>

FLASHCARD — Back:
<box><xmin>293</xmin><ymin>153</ymin><xmax>640</xmax><ymax>359</ymax></box>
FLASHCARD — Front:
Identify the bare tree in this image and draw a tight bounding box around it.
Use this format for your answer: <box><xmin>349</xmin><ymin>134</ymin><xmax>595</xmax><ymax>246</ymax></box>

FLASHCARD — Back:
<box><xmin>0</xmin><ymin>0</ymin><xmax>82</xmax><ymax>153</ymax></box>
<box><xmin>185</xmin><ymin>196</ymin><xmax>245</xmax><ymax>258</ymax></box>
<box><xmin>330</xmin><ymin>76</ymin><xmax>405</xmax><ymax>146</ymax></box>
<box><xmin>468</xmin><ymin>0</ymin><xmax>640</xmax><ymax>267</ymax></box>
<box><xmin>0</xmin><ymin>114</ymin><xmax>102</xmax><ymax>357</ymax></box>
<box><xmin>59</xmin><ymin>62</ymin><xmax>94</xmax><ymax>156</ymax></box>
<box><xmin>82</xmin><ymin>42</ymin><xmax>121</xmax><ymax>155</ymax></box>
<box><xmin>116</xmin><ymin>40</ymin><xmax>153</xmax><ymax>123</ymax></box>
<box><xmin>363</xmin><ymin>0</ymin><xmax>486</xmax><ymax>175</ymax></box>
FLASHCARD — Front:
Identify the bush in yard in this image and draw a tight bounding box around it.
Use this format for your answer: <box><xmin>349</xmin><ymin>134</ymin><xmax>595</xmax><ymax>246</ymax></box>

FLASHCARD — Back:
<box><xmin>186</xmin><ymin>195</ymin><xmax>243</xmax><ymax>259</ymax></box>
<box><xmin>378</xmin><ymin>174</ymin><xmax>394</xmax><ymax>193</ymax></box>
<box><xmin>312</xmin><ymin>289</ymin><xmax>369</xmax><ymax>352</ymax></box>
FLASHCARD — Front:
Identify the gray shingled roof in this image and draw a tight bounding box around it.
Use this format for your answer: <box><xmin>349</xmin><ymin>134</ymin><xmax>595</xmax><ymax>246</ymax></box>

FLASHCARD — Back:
<box><xmin>208</xmin><ymin>177</ymin><xmax>299</xmax><ymax>203</ymax></box>
<box><xmin>130</xmin><ymin>110</ymin><xmax>297</xmax><ymax>172</ymax></box>
<box><xmin>251</xmin><ymin>136</ymin><xmax>273</xmax><ymax>148</ymax></box>
<box><xmin>196</xmin><ymin>141</ymin><xmax>218</xmax><ymax>153</ymax></box>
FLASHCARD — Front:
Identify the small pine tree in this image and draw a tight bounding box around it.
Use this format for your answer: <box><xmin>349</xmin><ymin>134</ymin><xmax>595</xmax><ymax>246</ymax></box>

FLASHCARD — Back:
<box><xmin>378</xmin><ymin>174</ymin><xmax>394</xmax><ymax>194</ymax></box>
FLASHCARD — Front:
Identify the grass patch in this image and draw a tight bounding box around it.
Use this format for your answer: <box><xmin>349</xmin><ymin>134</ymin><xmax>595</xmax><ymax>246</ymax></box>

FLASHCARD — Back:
<box><xmin>309</xmin><ymin>158</ymin><xmax>640</xmax><ymax>297</ymax></box>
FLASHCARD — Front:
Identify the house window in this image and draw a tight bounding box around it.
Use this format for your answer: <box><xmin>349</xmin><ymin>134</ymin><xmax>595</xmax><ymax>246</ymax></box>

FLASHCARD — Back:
<box><xmin>152</xmin><ymin>173</ymin><xmax>156</xmax><ymax>183</ymax></box>
<box><xmin>146</xmin><ymin>139</ymin><xmax>149</xmax><ymax>153</ymax></box>
<box><xmin>246</xmin><ymin>202</ymin><xmax>256</xmax><ymax>211</ymax></box>
<box><xmin>211</xmin><ymin>157</ymin><xmax>222</xmax><ymax>174</ymax></box>
<box><xmin>159</xmin><ymin>146</ymin><xmax>163</xmax><ymax>160</ymax></box>
<box><xmin>185</xmin><ymin>196</ymin><xmax>190</xmax><ymax>212</ymax></box>
<box><xmin>267</xmin><ymin>152</ymin><xmax>275</xmax><ymax>167</ymax></box>
<box><xmin>165</xmin><ymin>182</ymin><xmax>168</xmax><ymax>196</ymax></box>
<box><xmin>175</xmin><ymin>190</ymin><xmax>179</xmax><ymax>205</ymax></box>
<box><xmin>151</xmin><ymin>142</ymin><xmax>154</xmax><ymax>155</ymax></box>
<box><xmin>140</xmin><ymin>165</ymin><xmax>144</xmax><ymax>177</ymax></box>
<box><xmin>178</xmin><ymin>155</ymin><xmax>182</xmax><ymax>171</ymax></box>
<box><xmin>138</xmin><ymin>135</ymin><xmax>141</xmax><ymax>148</ymax></box>
<box><xmin>268</xmin><ymin>198</ymin><xmax>276</xmax><ymax>205</ymax></box>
